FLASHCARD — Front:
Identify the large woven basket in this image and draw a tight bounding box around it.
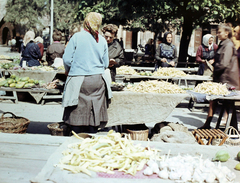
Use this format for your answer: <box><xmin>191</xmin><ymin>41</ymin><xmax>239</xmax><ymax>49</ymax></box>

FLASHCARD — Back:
<box><xmin>47</xmin><ymin>122</ymin><xmax>70</xmax><ymax>136</ymax></box>
<box><xmin>126</xmin><ymin>128</ymin><xmax>149</xmax><ymax>141</ymax></box>
<box><xmin>0</xmin><ymin>112</ymin><xmax>30</xmax><ymax>134</ymax></box>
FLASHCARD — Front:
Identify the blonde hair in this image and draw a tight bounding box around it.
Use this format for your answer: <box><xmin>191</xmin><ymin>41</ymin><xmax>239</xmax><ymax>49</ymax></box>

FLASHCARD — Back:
<box><xmin>23</xmin><ymin>31</ymin><xmax>35</xmax><ymax>46</ymax></box>
<box><xmin>34</xmin><ymin>36</ymin><xmax>43</xmax><ymax>44</ymax></box>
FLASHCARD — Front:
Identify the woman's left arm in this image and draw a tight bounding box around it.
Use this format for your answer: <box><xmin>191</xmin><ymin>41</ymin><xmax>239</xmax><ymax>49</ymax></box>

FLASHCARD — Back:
<box><xmin>63</xmin><ymin>35</ymin><xmax>76</xmax><ymax>73</ymax></box>
<box><xmin>103</xmin><ymin>42</ymin><xmax>109</xmax><ymax>69</ymax></box>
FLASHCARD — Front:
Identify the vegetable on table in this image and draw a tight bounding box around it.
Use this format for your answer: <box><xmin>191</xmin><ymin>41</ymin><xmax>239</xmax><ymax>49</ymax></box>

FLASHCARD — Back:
<box><xmin>212</xmin><ymin>150</ymin><xmax>230</xmax><ymax>162</ymax></box>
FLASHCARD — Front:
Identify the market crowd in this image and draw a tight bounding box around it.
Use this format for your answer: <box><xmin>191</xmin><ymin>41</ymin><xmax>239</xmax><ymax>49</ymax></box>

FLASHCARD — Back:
<box><xmin>8</xmin><ymin>12</ymin><xmax>240</xmax><ymax>133</ymax></box>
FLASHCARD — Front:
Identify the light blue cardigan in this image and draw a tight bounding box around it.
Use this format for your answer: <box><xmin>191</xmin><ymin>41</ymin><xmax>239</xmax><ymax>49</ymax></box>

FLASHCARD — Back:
<box><xmin>63</xmin><ymin>30</ymin><xmax>109</xmax><ymax>76</ymax></box>
<box><xmin>62</xmin><ymin>30</ymin><xmax>112</xmax><ymax>107</ymax></box>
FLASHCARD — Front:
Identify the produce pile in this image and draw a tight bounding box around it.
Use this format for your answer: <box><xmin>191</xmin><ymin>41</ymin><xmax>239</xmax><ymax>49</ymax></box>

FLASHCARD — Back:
<box><xmin>11</xmin><ymin>65</ymin><xmax>55</xmax><ymax>71</ymax></box>
<box><xmin>0</xmin><ymin>55</ymin><xmax>11</xmax><ymax>60</ymax></box>
<box><xmin>127</xmin><ymin>80</ymin><xmax>186</xmax><ymax>94</ymax></box>
<box><xmin>111</xmin><ymin>82</ymin><xmax>125</xmax><ymax>91</ymax></box>
<box><xmin>138</xmin><ymin>71</ymin><xmax>153</xmax><ymax>76</ymax></box>
<box><xmin>0</xmin><ymin>64</ymin><xmax>64</xmax><ymax>71</ymax></box>
<box><xmin>152</xmin><ymin>68</ymin><xmax>187</xmax><ymax>77</ymax></box>
<box><xmin>0</xmin><ymin>75</ymin><xmax>43</xmax><ymax>88</ymax></box>
<box><xmin>0</xmin><ymin>62</ymin><xmax>16</xmax><ymax>70</ymax></box>
<box><xmin>194</xmin><ymin>82</ymin><xmax>230</xmax><ymax>95</ymax></box>
<box><xmin>56</xmin><ymin>130</ymin><xmax>161</xmax><ymax>176</ymax></box>
<box><xmin>56</xmin><ymin>131</ymin><xmax>240</xmax><ymax>182</ymax></box>
<box><xmin>143</xmin><ymin>150</ymin><xmax>237</xmax><ymax>183</ymax></box>
<box><xmin>116</xmin><ymin>66</ymin><xmax>138</xmax><ymax>75</ymax></box>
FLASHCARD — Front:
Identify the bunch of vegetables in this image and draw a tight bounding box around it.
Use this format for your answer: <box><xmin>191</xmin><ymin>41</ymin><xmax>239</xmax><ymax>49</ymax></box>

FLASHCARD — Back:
<box><xmin>139</xmin><ymin>71</ymin><xmax>153</xmax><ymax>76</ymax></box>
<box><xmin>194</xmin><ymin>82</ymin><xmax>230</xmax><ymax>95</ymax></box>
<box><xmin>0</xmin><ymin>63</ymin><xmax>16</xmax><ymax>70</ymax></box>
<box><xmin>127</xmin><ymin>80</ymin><xmax>186</xmax><ymax>94</ymax></box>
<box><xmin>143</xmin><ymin>150</ymin><xmax>237</xmax><ymax>182</ymax></box>
<box><xmin>152</xmin><ymin>68</ymin><xmax>187</xmax><ymax>77</ymax></box>
<box><xmin>0</xmin><ymin>74</ymin><xmax>44</xmax><ymax>88</ymax></box>
<box><xmin>116</xmin><ymin>66</ymin><xmax>138</xmax><ymax>75</ymax></box>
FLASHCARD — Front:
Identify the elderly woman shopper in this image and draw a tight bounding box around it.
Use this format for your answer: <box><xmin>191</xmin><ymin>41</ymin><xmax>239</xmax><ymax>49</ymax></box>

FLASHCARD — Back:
<box><xmin>196</xmin><ymin>34</ymin><xmax>218</xmax><ymax>76</ymax></box>
<box><xmin>20</xmin><ymin>31</ymin><xmax>42</xmax><ymax>67</ymax></box>
<box><xmin>155</xmin><ymin>32</ymin><xmax>178</xmax><ymax>69</ymax></box>
<box><xmin>34</xmin><ymin>36</ymin><xmax>44</xmax><ymax>62</ymax></box>
<box><xmin>199</xmin><ymin>23</ymin><xmax>239</xmax><ymax>129</ymax></box>
<box><xmin>62</xmin><ymin>12</ymin><xmax>112</xmax><ymax>134</ymax></box>
<box><xmin>102</xmin><ymin>24</ymin><xmax>124</xmax><ymax>81</ymax></box>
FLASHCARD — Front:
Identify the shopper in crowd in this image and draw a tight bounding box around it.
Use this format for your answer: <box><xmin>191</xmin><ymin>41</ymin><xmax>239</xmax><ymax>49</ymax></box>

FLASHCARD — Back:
<box><xmin>196</xmin><ymin>34</ymin><xmax>218</xmax><ymax>76</ymax></box>
<box><xmin>155</xmin><ymin>32</ymin><xmax>178</xmax><ymax>69</ymax></box>
<box><xmin>20</xmin><ymin>31</ymin><xmax>42</xmax><ymax>67</ymax></box>
<box><xmin>46</xmin><ymin>30</ymin><xmax>65</xmax><ymax>66</ymax></box>
<box><xmin>16</xmin><ymin>33</ymin><xmax>22</xmax><ymax>53</ymax></box>
<box><xmin>65</xmin><ymin>22</ymin><xmax>81</xmax><ymax>47</ymax></box>
<box><xmin>198</xmin><ymin>23</ymin><xmax>239</xmax><ymax>129</ymax></box>
<box><xmin>102</xmin><ymin>24</ymin><xmax>124</xmax><ymax>81</ymax></box>
<box><xmin>234</xmin><ymin>25</ymin><xmax>240</xmax><ymax>85</ymax></box>
<box><xmin>62</xmin><ymin>12</ymin><xmax>112</xmax><ymax>134</ymax></box>
<box><xmin>34</xmin><ymin>36</ymin><xmax>44</xmax><ymax>62</ymax></box>
<box><xmin>119</xmin><ymin>37</ymin><xmax>124</xmax><ymax>49</ymax></box>
<box><xmin>145</xmin><ymin>38</ymin><xmax>154</xmax><ymax>57</ymax></box>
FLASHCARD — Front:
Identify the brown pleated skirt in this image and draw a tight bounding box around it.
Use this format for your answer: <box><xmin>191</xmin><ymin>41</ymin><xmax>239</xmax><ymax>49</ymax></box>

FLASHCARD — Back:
<box><xmin>63</xmin><ymin>74</ymin><xmax>108</xmax><ymax>126</ymax></box>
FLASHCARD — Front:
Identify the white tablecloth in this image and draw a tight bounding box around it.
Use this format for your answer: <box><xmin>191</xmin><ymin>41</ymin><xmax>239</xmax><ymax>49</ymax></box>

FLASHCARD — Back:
<box><xmin>107</xmin><ymin>91</ymin><xmax>189</xmax><ymax>127</ymax></box>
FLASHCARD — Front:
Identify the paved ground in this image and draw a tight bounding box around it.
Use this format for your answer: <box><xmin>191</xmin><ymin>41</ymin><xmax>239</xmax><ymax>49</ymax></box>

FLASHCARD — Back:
<box><xmin>0</xmin><ymin>45</ymin><xmax>239</xmax><ymax>136</ymax></box>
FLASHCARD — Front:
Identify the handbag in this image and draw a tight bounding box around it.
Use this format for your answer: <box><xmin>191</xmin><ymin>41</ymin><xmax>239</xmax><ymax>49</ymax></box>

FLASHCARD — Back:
<box><xmin>212</xmin><ymin>126</ymin><xmax>240</xmax><ymax>146</ymax></box>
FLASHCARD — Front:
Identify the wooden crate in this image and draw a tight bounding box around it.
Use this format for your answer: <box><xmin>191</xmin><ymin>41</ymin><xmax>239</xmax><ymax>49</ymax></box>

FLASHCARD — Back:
<box><xmin>192</xmin><ymin>129</ymin><xmax>228</xmax><ymax>145</ymax></box>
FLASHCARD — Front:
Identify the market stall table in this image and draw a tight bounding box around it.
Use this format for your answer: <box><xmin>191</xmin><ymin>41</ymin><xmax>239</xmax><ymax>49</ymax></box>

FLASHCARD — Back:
<box><xmin>31</xmin><ymin>134</ymin><xmax>240</xmax><ymax>183</ymax></box>
<box><xmin>0</xmin><ymin>133</ymin><xmax>67</xmax><ymax>183</ymax></box>
<box><xmin>209</xmin><ymin>91</ymin><xmax>240</xmax><ymax>131</ymax></box>
<box><xmin>106</xmin><ymin>91</ymin><xmax>189</xmax><ymax>127</ymax></box>
<box><xmin>117</xmin><ymin>74</ymin><xmax>212</xmax><ymax>87</ymax></box>
<box><xmin>0</xmin><ymin>87</ymin><xmax>62</xmax><ymax>104</ymax></box>
<box><xmin>7</xmin><ymin>69</ymin><xmax>58</xmax><ymax>83</ymax></box>
<box><xmin>130</xmin><ymin>67</ymin><xmax>199</xmax><ymax>74</ymax></box>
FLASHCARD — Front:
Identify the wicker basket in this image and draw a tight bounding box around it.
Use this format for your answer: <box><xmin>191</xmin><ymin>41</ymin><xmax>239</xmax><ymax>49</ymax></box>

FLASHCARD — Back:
<box><xmin>126</xmin><ymin>128</ymin><xmax>149</xmax><ymax>141</ymax></box>
<box><xmin>47</xmin><ymin>122</ymin><xmax>70</xmax><ymax>136</ymax></box>
<box><xmin>0</xmin><ymin>112</ymin><xmax>30</xmax><ymax>134</ymax></box>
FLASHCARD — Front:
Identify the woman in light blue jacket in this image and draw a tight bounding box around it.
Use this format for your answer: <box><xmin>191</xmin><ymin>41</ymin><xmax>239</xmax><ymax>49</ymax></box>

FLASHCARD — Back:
<box><xmin>62</xmin><ymin>12</ymin><xmax>112</xmax><ymax>134</ymax></box>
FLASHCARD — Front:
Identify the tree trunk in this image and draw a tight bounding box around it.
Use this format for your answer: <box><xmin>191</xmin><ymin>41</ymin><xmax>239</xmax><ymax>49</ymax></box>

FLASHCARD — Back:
<box><xmin>178</xmin><ymin>14</ymin><xmax>194</xmax><ymax>67</ymax></box>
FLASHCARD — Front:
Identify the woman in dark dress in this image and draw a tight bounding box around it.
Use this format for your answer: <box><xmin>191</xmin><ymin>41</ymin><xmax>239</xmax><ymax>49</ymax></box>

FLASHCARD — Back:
<box><xmin>155</xmin><ymin>32</ymin><xmax>178</xmax><ymax>69</ymax></box>
<box><xmin>20</xmin><ymin>31</ymin><xmax>41</xmax><ymax>67</ymax></box>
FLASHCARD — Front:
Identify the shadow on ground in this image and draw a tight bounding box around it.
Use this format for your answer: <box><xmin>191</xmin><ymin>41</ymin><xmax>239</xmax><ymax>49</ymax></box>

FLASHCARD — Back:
<box><xmin>26</xmin><ymin>121</ymin><xmax>58</xmax><ymax>134</ymax></box>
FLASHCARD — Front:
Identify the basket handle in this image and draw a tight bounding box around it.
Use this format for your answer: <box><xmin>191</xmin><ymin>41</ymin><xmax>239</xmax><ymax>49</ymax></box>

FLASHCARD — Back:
<box><xmin>224</xmin><ymin>126</ymin><xmax>240</xmax><ymax>138</ymax></box>
<box><xmin>1</xmin><ymin>112</ymin><xmax>17</xmax><ymax>119</ymax></box>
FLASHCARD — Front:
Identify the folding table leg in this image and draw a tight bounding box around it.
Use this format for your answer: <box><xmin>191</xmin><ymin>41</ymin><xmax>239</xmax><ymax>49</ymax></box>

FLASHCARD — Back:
<box><xmin>215</xmin><ymin>104</ymin><xmax>225</xmax><ymax>129</ymax></box>
<box><xmin>13</xmin><ymin>91</ymin><xmax>18</xmax><ymax>104</ymax></box>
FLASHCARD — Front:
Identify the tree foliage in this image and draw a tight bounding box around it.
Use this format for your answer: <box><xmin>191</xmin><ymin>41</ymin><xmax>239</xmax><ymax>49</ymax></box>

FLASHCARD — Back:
<box><xmin>4</xmin><ymin>0</ymin><xmax>48</xmax><ymax>30</ymax></box>
<box><xmin>75</xmin><ymin>0</ymin><xmax>126</xmax><ymax>26</ymax></box>
<box><xmin>4</xmin><ymin>0</ymin><xmax>78</xmax><ymax>31</ymax></box>
<box><xmin>115</xmin><ymin>0</ymin><xmax>240</xmax><ymax>62</ymax></box>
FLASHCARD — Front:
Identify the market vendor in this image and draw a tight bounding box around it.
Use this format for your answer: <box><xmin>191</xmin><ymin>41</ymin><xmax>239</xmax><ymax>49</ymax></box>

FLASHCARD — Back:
<box><xmin>62</xmin><ymin>12</ymin><xmax>112</xmax><ymax>134</ymax></box>
<box><xmin>20</xmin><ymin>31</ymin><xmax>42</xmax><ymax>67</ymax></box>
<box><xmin>102</xmin><ymin>24</ymin><xmax>124</xmax><ymax>81</ymax></box>
<box><xmin>155</xmin><ymin>32</ymin><xmax>178</xmax><ymax>70</ymax></box>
